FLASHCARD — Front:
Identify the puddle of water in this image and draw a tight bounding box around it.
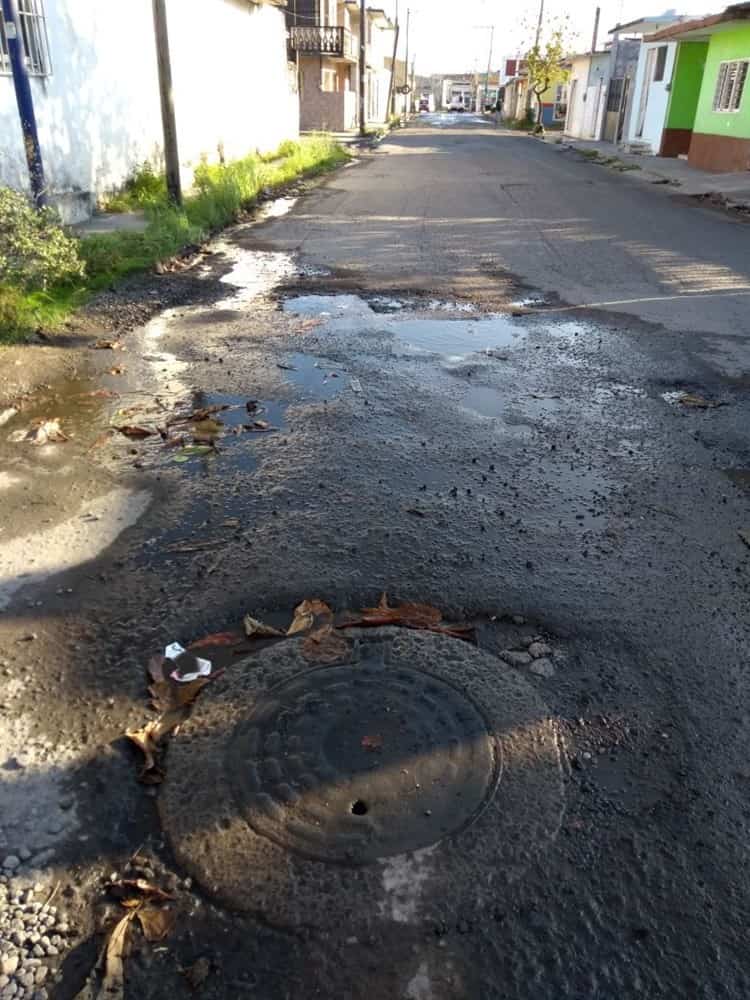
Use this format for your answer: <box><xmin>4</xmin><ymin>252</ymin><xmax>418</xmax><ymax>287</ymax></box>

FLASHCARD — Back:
<box><xmin>283</xmin><ymin>294</ymin><xmax>375</xmax><ymax>320</ymax></box>
<box><xmin>215</xmin><ymin>243</ymin><xmax>297</xmax><ymax>305</ymax></box>
<box><xmin>255</xmin><ymin>197</ymin><xmax>297</xmax><ymax>221</ymax></box>
<box><xmin>390</xmin><ymin>316</ymin><xmax>522</xmax><ymax>359</ymax></box>
<box><xmin>282</xmin><ymin>353</ymin><xmax>346</xmax><ymax>401</ymax></box>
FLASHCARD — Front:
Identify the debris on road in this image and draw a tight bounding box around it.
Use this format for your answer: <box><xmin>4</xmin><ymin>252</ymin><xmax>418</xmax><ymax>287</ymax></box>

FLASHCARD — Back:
<box><xmin>9</xmin><ymin>417</ymin><xmax>68</xmax><ymax>445</ymax></box>
<box><xmin>92</xmin><ymin>339</ymin><xmax>124</xmax><ymax>350</ymax></box>
<box><xmin>0</xmin><ymin>407</ymin><xmax>18</xmax><ymax>426</ymax></box>
<box><xmin>243</xmin><ymin>614</ymin><xmax>285</xmax><ymax>638</ymax></box>
<box><xmin>350</xmin><ymin>377</ymin><xmax>363</xmax><ymax>393</ymax></box>
<box><xmin>338</xmin><ymin>593</ymin><xmax>475</xmax><ymax>641</ymax></box>
<box><xmin>739</xmin><ymin>529</ymin><xmax>750</xmax><ymax>549</ymax></box>
<box><xmin>115</xmin><ymin>424</ymin><xmax>156</xmax><ymax>439</ymax></box>
<box><xmin>164</xmin><ymin>642</ymin><xmax>212</xmax><ymax>683</ymax></box>
<box><xmin>172</xmin><ymin>444</ymin><xmax>215</xmax><ymax>462</ymax></box>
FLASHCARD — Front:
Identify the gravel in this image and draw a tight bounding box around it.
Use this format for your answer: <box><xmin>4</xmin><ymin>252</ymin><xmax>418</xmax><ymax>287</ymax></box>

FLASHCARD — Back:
<box><xmin>0</xmin><ymin>883</ymin><xmax>69</xmax><ymax>1000</ymax></box>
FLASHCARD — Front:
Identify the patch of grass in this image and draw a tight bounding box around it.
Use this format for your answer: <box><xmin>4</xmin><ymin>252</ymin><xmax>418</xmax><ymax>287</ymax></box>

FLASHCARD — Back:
<box><xmin>102</xmin><ymin>162</ymin><xmax>167</xmax><ymax>213</ymax></box>
<box><xmin>0</xmin><ymin>136</ymin><xmax>349</xmax><ymax>344</ymax></box>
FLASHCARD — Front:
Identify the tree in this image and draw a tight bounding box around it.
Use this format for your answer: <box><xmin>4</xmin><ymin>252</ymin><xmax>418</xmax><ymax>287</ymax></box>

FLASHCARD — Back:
<box><xmin>524</xmin><ymin>28</ymin><xmax>569</xmax><ymax>129</ymax></box>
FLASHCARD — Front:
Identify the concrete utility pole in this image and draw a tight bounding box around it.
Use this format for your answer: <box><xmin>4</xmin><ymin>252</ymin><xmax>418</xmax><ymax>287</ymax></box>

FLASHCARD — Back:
<box><xmin>591</xmin><ymin>6</ymin><xmax>601</xmax><ymax>53</ymax></box>
<box><xmin>484</xmin><ymin>25</ymin><xmax>495</xmax><ymax>111</ymax></box>
<box><xmin>152</xmin><ymin>0</ymin><xmax>182</xmax><ymax>205</ymax></box>
<box><xmin>359</xmin><ymin>0</ymin><xmax>366</xmax><ymax>136</ymax></box>
<box><xmin>2</xmin><ymin>0</ymin><xmax>46</xmax><ymax>206</ymax></box>
<box><xmin>387</xmin><ymin>21</ymin><xmax>401</xmax><ymax>119</ymax></box>
<box><xmin>527</xmin><ymin>0</ymin><xmax>545</xmax><ymax>113</ymax></box>
<box><xmin>404</xmin><ymin>8</ymin><xmax>410</xmax><ymax>101</ymax></box>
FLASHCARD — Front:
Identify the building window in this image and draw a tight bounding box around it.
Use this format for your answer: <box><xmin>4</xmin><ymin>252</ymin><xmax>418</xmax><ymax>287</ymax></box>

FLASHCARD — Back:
<box><xmin>0</xmin><ymin>0</ymin><xmax>52</xmax><ymax>76</ymax></box>
<box><xmin>653</xmin><ymin>46</ymin><xmax>667</xmax><ymax>82</ymax></box>
<box><xmin>713</xmin><ymin>60</ymin><xmax>748</xmax><ymax>112</ymax></box>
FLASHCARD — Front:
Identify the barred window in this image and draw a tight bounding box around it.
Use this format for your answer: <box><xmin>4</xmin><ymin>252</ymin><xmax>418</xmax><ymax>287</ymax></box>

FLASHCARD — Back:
<box><xmin>0</xmin><ymin>0</ymin><xmax>51</xmax><ymax>77</ymax></box>
<box><xmin>606</xmin><ymin>78</ymin><xmax>624</xmax><ymax>112</ymax></box>
<box><xmin>713</xmin><ymin>60</ymin><xmax>748</xmax><ymax>112</ymax></box>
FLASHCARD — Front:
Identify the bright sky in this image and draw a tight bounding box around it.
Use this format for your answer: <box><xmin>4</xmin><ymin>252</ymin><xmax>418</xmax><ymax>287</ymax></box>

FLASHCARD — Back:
<box><xmin>378</xmin><ymin>0</ymin><xmax>713</xmax><ymax>74</ymax></box>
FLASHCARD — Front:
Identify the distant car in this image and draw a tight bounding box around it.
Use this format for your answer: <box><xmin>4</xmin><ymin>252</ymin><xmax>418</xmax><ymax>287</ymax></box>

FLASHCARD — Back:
<box><xmin>419</xmin><ymin>98</ymin><xmax>430</xmax><ymax>111</ymax></box>
<box><xmin>448</xmin><ymin>97</ymin><xmax>466</xmax><ymax>112</ymax></box>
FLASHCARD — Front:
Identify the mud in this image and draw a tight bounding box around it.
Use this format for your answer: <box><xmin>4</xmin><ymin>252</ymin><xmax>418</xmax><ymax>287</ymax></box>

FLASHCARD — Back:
<box><xmin>0</xmin><ymin>120</ymin><xmax>749</xmax><ymax>1000</ymax></box>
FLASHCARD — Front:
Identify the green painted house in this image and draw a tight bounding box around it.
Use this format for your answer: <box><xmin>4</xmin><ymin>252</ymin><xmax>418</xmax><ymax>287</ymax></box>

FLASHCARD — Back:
<box><xmin>650</xmin><ymin>3</ymin><xmax>750</xmax><ymax>171</ymax></box>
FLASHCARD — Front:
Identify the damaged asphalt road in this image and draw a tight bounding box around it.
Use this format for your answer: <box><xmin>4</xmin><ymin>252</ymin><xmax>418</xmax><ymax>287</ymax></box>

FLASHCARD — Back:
<box><xmin>0</xmin><ymin>116</ymin><xmax>749</xmax><ymax>1000</ymax></box>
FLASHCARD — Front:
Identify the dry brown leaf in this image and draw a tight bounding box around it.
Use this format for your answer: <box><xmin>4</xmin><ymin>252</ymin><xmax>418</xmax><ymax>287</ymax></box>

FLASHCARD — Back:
<box><xmin>115</xmin><ymin>425</ymin><xmax>155</xmax><ymax>439</ymax></box>
<box><xmin>108</xmin><ymin>366</ymin><xmax>126</xmax><ymax>375</ymax></box>
<box><xmin>93</xmin><ymin>339</ymin><xmax>124</xmax><ymax>350</ymax></box>
<box><xmin>287</xmin><ymin>599</ymin><xmax>332</xmax><ymax>636</ymax></box>
<box><xmin>679</xmin><ymin>393</ymin><xmax>718</xmax><ymax>409</ymax></box>
<box><xmin>109</xmin><ymin>879</ymin><xmax>174</xmax><ymax>904</ymax></box>
<box><xmin>98</xmin><ymin>909</ymin><xmax>134</xmax><ymax>1000</ymax></box>
<box><xmin>136</xmin><ymin>905</ymin><xmax>176</xmax><ymax>942</ymax></box>
<box><xmin>349</xmin><ymin>593</ymin><xmax>442</xmax><ymax>628</ymax></box>
<box><xmin>125</xmin><ymin>710</ymin><xmax>183</xmax><ymax>784</ymax></box>
<box><xmin>188</xmin><ymin>631</ymin><xmax>243</xmax><ymax>650</ymax></box>
<box><xmin>302</xmin><ymin>624</ymin><xmax>349</xmax><ymax>663</ymax></box>
<box><xmin>243</xmin><ymin>614</ymin><xmax>285</xmax><ymax>638</ymax></box>
<box><xmin>739</xmin><ymin>529</ymin><xmax>750</xmax><ymax>549</ymax></box>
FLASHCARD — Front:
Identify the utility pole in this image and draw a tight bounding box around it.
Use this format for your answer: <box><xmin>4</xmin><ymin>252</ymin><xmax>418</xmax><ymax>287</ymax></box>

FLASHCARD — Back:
<box><xmin>2</xmin><ymin>0</ymin><xmax>46</xmax><ymax>206</ymax></box>
<box><xmin>403</xmin><ymin>8</ymin><xmax>410</xmax><ymax>106</ymax></box>
<box><xmin>591</xmin><ymin>6</ymin><xmax>601</xmax><ymax>52</ymax></box>
<box><xmin>152</xmin><ymin>0</ymin><xmax>182</xmax><ymax>205</ymax></box>
<box><xmin>387</xmin><ymin>21</ymin><xmax>401</xmax><ymax>119</ymax></box>
<box><xmin>526</xmin><ymin>0</ymin><xmax>545</xmax><ymax>113</ymax></box>
<box><xmin>359</xmin><ymin>0</ymin><xmax>366</xmax><ymax>135</ymax></box>
<box><xmin>483</xmin><ymin>25</ymin><xmax>495</xmax><ymax>111</ymax></box>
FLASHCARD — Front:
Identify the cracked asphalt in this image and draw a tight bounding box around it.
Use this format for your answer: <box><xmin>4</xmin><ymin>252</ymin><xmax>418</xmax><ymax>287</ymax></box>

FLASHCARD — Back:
<box><xmin>0</xmin><ymin>115</ymin><xmax>749</xmax><ymax>999</ymax></box>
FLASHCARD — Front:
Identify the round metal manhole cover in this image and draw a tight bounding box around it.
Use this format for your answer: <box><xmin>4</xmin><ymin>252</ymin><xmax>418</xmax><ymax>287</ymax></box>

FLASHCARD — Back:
<box><xmin>227</xmin><ymin>661</ymin><xmax>500</xmax><ymax>864</ymax></box>
<box><xmin>160</xmin><ymin>628</ymin><xmax>565</xmax><ymax>929</ymax></box>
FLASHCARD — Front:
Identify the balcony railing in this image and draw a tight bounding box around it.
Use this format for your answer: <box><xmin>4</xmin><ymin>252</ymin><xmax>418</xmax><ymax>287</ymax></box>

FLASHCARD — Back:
<box><xmin>290</xmin><ymin>25</ymin><xmax>356</xmax><ymax>61</ymax></box>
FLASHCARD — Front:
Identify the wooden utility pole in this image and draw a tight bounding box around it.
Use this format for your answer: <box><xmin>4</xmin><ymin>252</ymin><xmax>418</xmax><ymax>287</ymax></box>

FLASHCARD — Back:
<box><xmin>152</xmin><ymin>0</ymin><xmax>182</xmax><ymax>205</ymax></box>
<box><xmin>359</xmin><ymin>0</ymin><xmax>367</xmax><ymax>136</ymax></box>
<box><xmin>404</xmin><ymin>8</ymin><xmax>410</xmax><ymax>103</ymax></box>
<box><xmin>483</xmin><ymin>26</ymin><xmax>495</xmax><ymax>111</ymax></box>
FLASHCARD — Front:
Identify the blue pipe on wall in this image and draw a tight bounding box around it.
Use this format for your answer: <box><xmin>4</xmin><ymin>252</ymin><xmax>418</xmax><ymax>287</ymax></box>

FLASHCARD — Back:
<box><xmin>2</xmin><ymin>0</ymin><xmax>46</xmax><ymax>206</ymax></box>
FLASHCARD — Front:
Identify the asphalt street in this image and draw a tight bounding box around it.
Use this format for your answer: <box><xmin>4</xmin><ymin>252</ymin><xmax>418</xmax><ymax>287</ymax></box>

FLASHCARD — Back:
<box><xmin>0</xmin><ymin>115</ymin><xmax>749</xmax><ymax>1000</ymax></box>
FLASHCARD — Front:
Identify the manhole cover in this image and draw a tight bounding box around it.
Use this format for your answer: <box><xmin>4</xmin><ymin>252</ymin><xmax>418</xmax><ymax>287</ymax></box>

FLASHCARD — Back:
<box><xmin>161</xmin><ymin>629</ymin><xmax>564</xmax><ymax>929</ymax></box>
<box><xmin>228</xmin><ymin>660</ymin><xmax>499</xmax><ymax>864</ymax></box>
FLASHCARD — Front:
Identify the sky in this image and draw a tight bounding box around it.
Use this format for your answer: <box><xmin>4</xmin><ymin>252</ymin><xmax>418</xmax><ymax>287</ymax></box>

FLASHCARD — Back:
<box><xmin>376</xmin><ymin>0</ymin><xmax>715</xmax><ymax>74</ymax></box>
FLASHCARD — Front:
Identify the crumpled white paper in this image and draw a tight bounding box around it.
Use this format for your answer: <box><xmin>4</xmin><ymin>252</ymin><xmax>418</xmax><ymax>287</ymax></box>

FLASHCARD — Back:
<box><xmin>164</xmin><ymin>642</ymin><xmax>212</xmax><ymax>683</ymax></box>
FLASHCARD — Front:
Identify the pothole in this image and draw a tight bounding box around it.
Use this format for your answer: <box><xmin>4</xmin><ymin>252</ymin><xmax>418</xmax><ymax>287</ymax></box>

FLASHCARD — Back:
<box><xmin>160</xmin><ymin>629</ymin><xmax>565</xmax><ymax>928</ymax></box>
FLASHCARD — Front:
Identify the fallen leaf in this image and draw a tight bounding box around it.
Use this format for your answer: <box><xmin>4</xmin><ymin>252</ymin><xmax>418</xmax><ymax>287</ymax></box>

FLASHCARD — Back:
<box><xmin>82</xmin><ymin>909</ymin><xmax>134</xmax><ymax>1000</ymax></box>
<box><xmin>109</xmin><ymin>879</ymin><xmax>174</xmax><ymax>904</ymax></box>
<box><xmin>93</xmin><ymin>339</ymin><xmax>124</xmax><ymax>350</ymax></box>
<box><xmin>173</xmin><ymin>444</ymin><xmax>214</xmax><ymax>462</ymax></box>
<box><xmin>191</xmin><ymin>418</ymin><xmax>224</xmax><ymax>438</ymax></box>
<box><xmin>302</xmin><ymin>624</ymin><xmax>349</xmax><ymax>663</ymax></box>
<box><xmin>406</xmin><ymin>507</ymin><xmax>426</xmax><ymax>518</ymax></box>
<box><xmin>189</xmin><ymin>631</ymin><xmax>243</xmax><ymax>650</ymax></box>
<box><xmin>245</xmin><ymin>400</ymin><xmax>260</xmax><ymax>414</ymax></box>
<box><xmin>739</xmin><ymin>529</ymin><xmax>750</xmax><ymax>549</ymax></box>
<box><xmin>243</xmin><ymin>614</ymin><xmax>285</xmax><ymax>638</ymax></box>
<box><xmin>287</xmin><ymin>598</ymin><xmax>332</xmax><ymax>636</ymax></box>
<box><xmin>361</xmin><ymin>734</ymin><xmax>383</xmax><ymax>751</ymax></box>
<box><xmin>23</xmin><ymin>418</ymin><xmax>68</xmax><ymax>445</ymax></box>
<box><xmin>183</xmin><ymin>957</ymin><xmax>211</xmax><ymax>990</ymax></box>
<box><xmin>108</xmin><ymin>366</ymin><xmax>126</xmax><ymax>375</ymax></box>
<box><xmin>0</xmin><ymin>407</ymin><xmax>18</xmax><ymax>426</ymax></box>
<box><xmin>84</xmin><ymin>389</ymin><xmax>119</xmax><ymax>399</ymax></box>
<box><xmin>679</xmin><ymin>393</ymin><xmax>722</xmax><ymax>409</ymax></box>
<box><xmin>350</xmin><ymin>377</ymin><xmax>363</xmax><ymax>393</ymax></box>
<box><xmin>115</xmin><ymin>425</ymin><xmax>155</xmax><ymax>439</ymax></box>
<box><xmin>136</xmin><ymin>905</ymin><xmax>176</xmax><ymax>943</ymax></box>
<box><xmin>251</xmin><ymin>420</ymin><xmax>271</xmax><ymax>431</ymax></box>
<box><xmin>277</xmin><ymin>362</ymin><xmax>297</xmax><ymax>370</ymax></box>
<box><xmin>125</xmin><ymin>719</ymin><xmax>172</xmax><ymax>783</ymax></box>
<box><xmin>346</xmin><ymin>593</ymin><xmax>442</xmax><ymax>628</ymax></box>
<box><xmin>183</xmin><ymin>405</ymin><xmax>229</xmax><ymax>422</ymax></box>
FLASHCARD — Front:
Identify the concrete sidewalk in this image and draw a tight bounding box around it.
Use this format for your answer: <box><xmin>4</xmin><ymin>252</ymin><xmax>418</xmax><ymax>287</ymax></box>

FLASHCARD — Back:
<box><xmin>547</xmin><ymin>136</ymin><xmax>750</xmax><ymax>207</ymax></box>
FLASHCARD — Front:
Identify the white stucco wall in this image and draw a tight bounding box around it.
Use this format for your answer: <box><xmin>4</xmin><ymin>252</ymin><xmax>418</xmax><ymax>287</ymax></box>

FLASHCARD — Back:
<box><xmin>565</xmin><ymin>55</ymin><xmax>591</xmax><ymax>138</ymax></box>
<box><xmin>626</xmin><ymin>40</ymin><xmax>677</xmax><ymax>153</ymax></box>
<box><xmin>0</xmin><ymin>0</ymin><xmax>298</xmax><ymax>220</ymax></box>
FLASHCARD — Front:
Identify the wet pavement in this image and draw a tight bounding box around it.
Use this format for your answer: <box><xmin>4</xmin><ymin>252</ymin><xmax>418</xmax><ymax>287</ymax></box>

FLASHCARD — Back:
<box><xmin>0</xmin><ymin>115</ymin><xmax>749</xmax><ymax>999</ymax></box>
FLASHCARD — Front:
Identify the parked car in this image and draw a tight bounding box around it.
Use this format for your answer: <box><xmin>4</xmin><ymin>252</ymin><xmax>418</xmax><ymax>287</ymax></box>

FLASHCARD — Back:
<box><xmin>448</xmin><ymin>97</ymin><xmax>466</xmax><ymax>112</ymax></box>
<box><xmin>419</xmin><ymin>97</ymin><xmax>430</xmax><ymax>111</ymax></box>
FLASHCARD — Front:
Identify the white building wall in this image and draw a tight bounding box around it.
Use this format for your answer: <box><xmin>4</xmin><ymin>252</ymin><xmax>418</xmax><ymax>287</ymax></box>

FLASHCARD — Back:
<box><xmin>565</xmin><ymin>56</ymin><xmax>591</xmax><ymax>138</ymax></box>
<box><xmin>0</xmin><ymin>0</ymin><xmax>298</xmax><ymax>221</ymax></box>
<box><xmin>626</xmin><ymin>40</ymin><xmax>677</xmax><ymax>153</ymax></box>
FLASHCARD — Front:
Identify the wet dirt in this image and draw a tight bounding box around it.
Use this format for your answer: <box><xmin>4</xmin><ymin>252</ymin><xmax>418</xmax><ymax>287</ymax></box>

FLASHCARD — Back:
<box><xmin>1</xmin><ymin>157</ymin><xmax>750</xmax><ymax>1000</ymax></box>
